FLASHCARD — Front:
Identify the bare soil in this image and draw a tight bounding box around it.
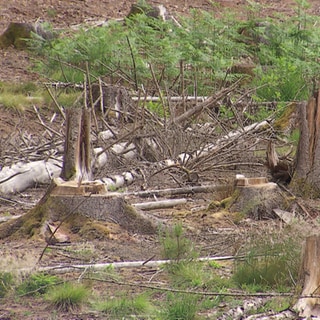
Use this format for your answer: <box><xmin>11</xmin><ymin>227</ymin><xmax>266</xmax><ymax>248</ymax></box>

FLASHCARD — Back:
<box><xmin>0</xmin><ymin>1</ymin><xmax>319</xmax><ymax>319</ymax></box>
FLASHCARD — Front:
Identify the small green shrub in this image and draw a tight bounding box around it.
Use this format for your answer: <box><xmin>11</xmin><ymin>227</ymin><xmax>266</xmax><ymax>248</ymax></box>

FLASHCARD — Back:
<box><xmin>159</xmin><ymin>223</ymin><xmax>196</xmax><ymax>261</ymax></box>
<box><xmin>0</xmin><ymin>272</ymin><xmax>14</xmax><ymax>298</ymax></box>
<box><xmin>96</xmin><ymin>293</ymin><xmax>153</xmax><ymax>318</ymax></box>
<box><xmin>46</xmin><ymin>282</ymin><xmax>89</xmax><ymax>312</ymax></box>
<box><xmin>17</xmin><ymin>273</ymin><xmax>59</xmax><ymax>296</ymax></box>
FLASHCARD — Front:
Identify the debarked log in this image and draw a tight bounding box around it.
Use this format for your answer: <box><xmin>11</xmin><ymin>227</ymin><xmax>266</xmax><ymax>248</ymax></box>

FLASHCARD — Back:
<box><xmin>133</xmin><ymin>198</ymin><xmax>187</xmax><ymax>210</ymax></box>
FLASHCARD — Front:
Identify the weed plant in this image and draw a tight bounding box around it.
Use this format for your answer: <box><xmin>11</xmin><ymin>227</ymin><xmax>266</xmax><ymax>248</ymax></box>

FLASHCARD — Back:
<box><xmin>159</xmin><ymin>223</ymin><xmax>196</xmax><ymax>261</ymax></box>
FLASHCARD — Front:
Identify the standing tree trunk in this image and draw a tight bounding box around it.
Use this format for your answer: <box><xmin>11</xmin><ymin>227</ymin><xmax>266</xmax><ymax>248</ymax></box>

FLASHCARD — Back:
<box><xmin>60</xmin><ymin>107</ymin><xmax>92</xmax><ymax>182</ymax></box>
<box><xmin>290</xmin><ymin>89</ymin><xmax>320</xmax><ymax>197</ymax></box>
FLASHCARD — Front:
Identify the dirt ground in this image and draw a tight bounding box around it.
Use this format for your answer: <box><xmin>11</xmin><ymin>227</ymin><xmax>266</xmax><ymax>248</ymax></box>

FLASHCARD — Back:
<box><xmin>0</xmin><ymin>1</ymin><xmax>319</xmax><ymax>319</ymax></box>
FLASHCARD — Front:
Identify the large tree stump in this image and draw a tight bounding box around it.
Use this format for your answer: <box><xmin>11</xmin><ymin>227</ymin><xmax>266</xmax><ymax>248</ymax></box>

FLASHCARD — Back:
<box><xmin>294</xmin><ymin>235</ymin><xmax>320</xmax><ymax>318</ymax></box>
<box><xmin>0</xmin><ymin>179</ymin><xmax>157</xmax><ymax>241</ymax></box>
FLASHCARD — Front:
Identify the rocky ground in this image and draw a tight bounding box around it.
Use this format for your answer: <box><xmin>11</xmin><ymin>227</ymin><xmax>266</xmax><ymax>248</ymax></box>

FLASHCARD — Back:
<box><xmin>0</xmin><ymin>0</ymin><xmax>319</xmax><ymax>319</ymax></box>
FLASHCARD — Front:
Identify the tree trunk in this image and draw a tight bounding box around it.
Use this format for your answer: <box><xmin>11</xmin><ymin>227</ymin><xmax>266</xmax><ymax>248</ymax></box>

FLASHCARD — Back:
<box><xmin>294</xmin><ymin>235</ymin><xmax>320</xmax><ymax>318</ymax></box>
<box><xmin>290</xmin><ymin>89</ymin><xmax>320</xmax><ymax>197</ymax></box>
<box><xmin>60</xmin><ymin>107</ymin><xmax>92</xmax><ymax>182</ymax></box>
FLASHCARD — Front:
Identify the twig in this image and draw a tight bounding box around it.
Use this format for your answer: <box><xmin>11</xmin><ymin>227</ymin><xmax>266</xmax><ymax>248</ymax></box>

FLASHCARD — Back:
<box><xmin>44</xmin><ymin>84</ymin><xmax>66</xmax><ymax>120</ymax></box>
<box><xmin>126</xmin><ymin>36</ymin><xmax>138</xmax><ymax>91</ymax></box>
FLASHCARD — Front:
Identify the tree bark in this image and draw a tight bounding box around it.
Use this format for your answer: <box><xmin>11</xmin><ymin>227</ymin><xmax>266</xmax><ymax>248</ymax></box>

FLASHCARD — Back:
<box><xmin>290</xmin><ymin>89</ymin><xmax>320</xmax><ymax>197</ymax></box>
<box><xmin>60</xmin><ymin>108</ymin><xmax>92</xmax><ymax>182</ymax></box>
<box><xmin>294</xmin><ymin>235</ymin><xmax>320</xmax><ymax>318</ymax></box>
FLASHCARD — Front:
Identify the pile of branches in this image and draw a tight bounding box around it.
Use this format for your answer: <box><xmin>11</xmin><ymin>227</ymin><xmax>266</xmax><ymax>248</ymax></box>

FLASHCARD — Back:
<box><xmin>0</xmin><ymin>78</ymin><xmax>288</xmax><ymax>193</ymax></box>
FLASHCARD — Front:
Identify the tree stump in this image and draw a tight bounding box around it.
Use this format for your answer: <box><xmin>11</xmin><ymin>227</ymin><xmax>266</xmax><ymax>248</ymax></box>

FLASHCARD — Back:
<box><xmin>294</xmin><ymin>235</ymin><xmax>320</xmax><ymax>318</ymax></box>
<box><xmin>0</xmin><ymin>179</ymin><xmax>157</xmax><ymax>241</ymax></box>
<box><xmin>228</xmin><ymin>176</ymin><xmax>288</xmax><ymax>219</ymax></box>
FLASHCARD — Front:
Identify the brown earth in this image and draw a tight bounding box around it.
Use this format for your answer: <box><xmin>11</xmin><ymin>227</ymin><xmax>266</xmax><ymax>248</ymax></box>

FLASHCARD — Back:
<box><xmin>0</xmin><ymin>1</ymin><xmax>319</xmax><ymax>319</ymax></box>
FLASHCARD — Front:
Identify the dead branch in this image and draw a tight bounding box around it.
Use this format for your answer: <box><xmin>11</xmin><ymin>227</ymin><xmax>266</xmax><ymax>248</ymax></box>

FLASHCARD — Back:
<box><xmin>170</xmin><ymin>78</ymin><xmax>243</xmax><ymax>125</ymax></box>
<box><xmin>125</xmin><ymin>184</ymin><xmax>231</xmax><ymax>198</ymax></box>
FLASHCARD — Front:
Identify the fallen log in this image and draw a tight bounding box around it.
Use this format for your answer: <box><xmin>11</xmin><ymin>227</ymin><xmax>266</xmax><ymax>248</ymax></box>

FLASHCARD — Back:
<box><xmin>0</xmin><ymin>160</ymin><xmax>61</xmax><ymax>194</ymax></box>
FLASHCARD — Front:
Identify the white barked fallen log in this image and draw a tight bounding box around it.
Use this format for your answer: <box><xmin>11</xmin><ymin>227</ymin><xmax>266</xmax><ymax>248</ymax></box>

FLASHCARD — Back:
<box><xmin>0</xmin><ymin>160</ymin><xmax>61</xmax><ymax>194</ymax></box>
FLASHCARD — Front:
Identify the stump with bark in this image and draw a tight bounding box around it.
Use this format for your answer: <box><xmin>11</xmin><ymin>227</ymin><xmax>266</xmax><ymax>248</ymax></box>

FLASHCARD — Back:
<box><xmin>294</xmin><ymin>235</ymin><xmax>320</xmax><ymax>318</ymax></box>
<box><xmin>290</xmin><ymin>89</ymin><xmax>320</xmax><ymax>198</ymax></box>
<box><xmin>0</xmin><ymin>100</ymin><xmax>158</xmax><ymax>241</ymax></box>
<box><xmin>0</xmin><ymin>179</ymin><xmax>157</xmax><ymax>241</ymax></box>
<box><xmin>227</xmin><ymin>176</ymin><xmax>290</xmax><ymax>220</ymax></box>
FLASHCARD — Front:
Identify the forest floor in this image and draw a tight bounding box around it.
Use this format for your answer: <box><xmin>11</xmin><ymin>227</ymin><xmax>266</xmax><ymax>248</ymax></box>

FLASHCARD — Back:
<box><xmin>0</xmin><ymin>1</ymin><xmax>320</xmax><ymax>319</ymax></box>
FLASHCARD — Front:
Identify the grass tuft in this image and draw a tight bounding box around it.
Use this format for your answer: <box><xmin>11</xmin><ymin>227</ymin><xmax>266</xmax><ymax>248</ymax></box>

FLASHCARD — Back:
<box><xmin>46</xmin><ymin>282</ymin><xmax>89</xmax><ymax>312</ymax></box>
<box><xmin>96</xmin><ymin>293</ymin><xmax>153</xmax><ymax>318</ymax></box>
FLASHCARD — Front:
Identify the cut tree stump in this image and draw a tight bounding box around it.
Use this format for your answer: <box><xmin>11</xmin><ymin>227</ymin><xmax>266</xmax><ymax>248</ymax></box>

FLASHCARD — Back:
<box><xmin>294</xmin><ymin>235</ymin><xmax>320</xmax><ymax>318</ymax></box>
<box><xmin>228</xmin><ymin>175</ymin><xmax>289</xmax><ymax>219</ymax></box>
<box><xmin>44</xmin><ymin>179</ymin><xmax>158</xmax><ymax>235</ymax></box>
<box><xmin>0</xmin><ymin>179</ymin><xmax>157</xmax><ymax>240</ymax></box>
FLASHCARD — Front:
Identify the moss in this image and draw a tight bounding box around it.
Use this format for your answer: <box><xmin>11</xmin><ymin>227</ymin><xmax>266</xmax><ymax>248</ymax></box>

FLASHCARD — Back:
<box><xmin>79</xmin><ymin>222</ymin><xmax>111</xmax><ymax>240</ymax></box>
<box><xmin>274</xmin><ymin>102</ymin><xmax>297</xmax><ymax>132</ymax></box>
<box><xmin>229</xmin><ymin>211</ymin><xmax>246</xmax><ymax>224</ymax></box>
<box><xmin>208</xmin><ymin>195</ymin><xmax>236</xmax><ymax>211</ymax></box>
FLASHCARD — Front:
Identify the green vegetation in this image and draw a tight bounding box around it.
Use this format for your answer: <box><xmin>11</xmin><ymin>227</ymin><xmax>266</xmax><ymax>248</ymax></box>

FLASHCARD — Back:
<box><xmin>159</xmin><ymin>223</ymin><xmax>196</xmax><ymax>261</ymax></box>
<box><xmin>233</xmin><ymin>233</ymin><xmax>301</xmax><ymax>292</ymax></box>
<box><xmin>0</xmin><ymin>272</ymin><xmax>14</xmax><ymax>298</ymax></box>
<box><xmin>161</xmin><ymin>293</ymin><xmax>198</xmax><ymax>320</ymax></box>
<box><xmin>32</xmin><ymin>1</ymin><xmax>320</xmax><ymax>110</ymax></box>
<box><xmin>0</xmin><ymin>81</ymin><xmax>80</xmax><ymax>110</ymax></box>
<box><xmin>45</xmin><ymin>282</ymin><xmax>89</xmax><ymax>312</ymax></box>
<box><xmin>96</xmin><ymin>293</ymin><xmax>154</xmax><ymax>318</ymax></box>
<box><xmin>16</xmin><ymin>273</ymin><xmax>59</xmax><ymax>296</ymax></box>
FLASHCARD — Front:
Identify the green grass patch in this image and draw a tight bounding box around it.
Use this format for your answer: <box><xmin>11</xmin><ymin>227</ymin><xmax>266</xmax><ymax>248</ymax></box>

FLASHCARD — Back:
<box><xmin>233</xmin><ymin>233</ymin><xmax>301</xmax><ymax>292</ymax></box>
<box><xmin>0</xmin><ymin>272</ymin><xmax>14</xmax><ymax>298</ymax></box>
<box><xmin>161</xmin><ymin>293</ymin><xmax>198</xmax><ymax>320</ymax></box>
<box><xmin>96</xmin><ymin>293</ymin><xmax>154</xmax><ymax>318</ymax></box>
<box><xmin>46</xmin><ymin>282</ymin><xmax>89</xmax><ymax>312</ymax></box>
